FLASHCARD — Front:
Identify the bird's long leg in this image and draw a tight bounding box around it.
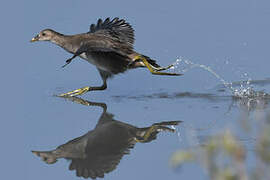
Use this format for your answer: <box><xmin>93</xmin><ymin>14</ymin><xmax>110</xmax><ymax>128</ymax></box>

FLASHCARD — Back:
<box><xmin>58</xmin><ymin>81</ymin><xmax>107</xmax><ymax>97</ymax></box>
<box><xmin>133</xmin><ymin>55</ymin><xmax>182</xmax><ymax>76</ymax></box>
<box><xmin>135</xmin><ymin>126</ymin><xmax>159</xmax><ymax>143</ymax></box>
<box><xmin>135</xmin><ymin>121</ymin><xmax>181</xmax><ymax>143</ymax></box>
<box><xmin>58</xmin><ymin>96</ymin><xmax>107</xmax><ymax>110</ymax></box>
<box><xmin>58</xmin><ymin>69</ymin><xmax>109</xmax><ymax>97</ymax></box>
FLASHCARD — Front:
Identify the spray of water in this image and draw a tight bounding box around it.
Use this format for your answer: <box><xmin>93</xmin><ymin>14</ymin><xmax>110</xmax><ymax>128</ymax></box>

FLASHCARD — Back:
<box><xmin>171</xmin><ymin>58</ymin><xmax>234</xmax><ymax>91</ymax></box>
<box><xmin>170</xmin><ymin>125</ymin><xmax>182</xmax><ymax>143</ymax></box>
<box><xmin>170</xmin><ymin>57</ymin><xmax>267</xmax><ymax>98</ymax></box>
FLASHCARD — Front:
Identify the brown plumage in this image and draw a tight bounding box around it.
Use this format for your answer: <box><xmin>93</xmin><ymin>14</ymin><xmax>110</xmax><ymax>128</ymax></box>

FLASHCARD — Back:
<box><xmin>31</xmin><ymin>17</ymin><xmax>181</xmax><ymax>96</ymax></box>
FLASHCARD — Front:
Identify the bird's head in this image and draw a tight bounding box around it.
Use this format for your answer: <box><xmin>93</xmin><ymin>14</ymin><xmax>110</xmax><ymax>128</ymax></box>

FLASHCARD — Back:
<box><xmin>30</xmin><ymin>29</ymin><xmax>57</xmax><ymax>42</ymax></box>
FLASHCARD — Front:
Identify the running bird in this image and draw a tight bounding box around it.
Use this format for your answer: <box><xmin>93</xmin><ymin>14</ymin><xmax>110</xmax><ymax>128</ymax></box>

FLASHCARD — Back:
<box><xmin>31</xmin><ymin>17</ymin><xmax>182</xmax><ymax>97</ymax></box>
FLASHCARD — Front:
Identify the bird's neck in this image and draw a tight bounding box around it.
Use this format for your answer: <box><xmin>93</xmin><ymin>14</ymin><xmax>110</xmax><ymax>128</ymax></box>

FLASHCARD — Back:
<box><xmin>51</xmin><ymin>33</ymin><xmax>76</xmax><ymax>54</ymax></box>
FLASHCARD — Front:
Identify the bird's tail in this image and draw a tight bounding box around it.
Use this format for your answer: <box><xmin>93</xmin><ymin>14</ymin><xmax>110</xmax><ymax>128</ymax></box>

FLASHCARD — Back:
<box><xmin>32</xmin><ymin>150</ymin><xmax>58</xmax><ymax>164</ymax></box>
<box><xmin>136</xmin><ymin>121</ymin><xmax>181</xmax><ymax>143</ymax></box>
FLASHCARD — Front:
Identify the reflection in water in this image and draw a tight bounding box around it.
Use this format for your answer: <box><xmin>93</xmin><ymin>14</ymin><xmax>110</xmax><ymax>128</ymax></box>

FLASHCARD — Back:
<box><xmin>232</xmin><ymin>96</ymin><xmax>270</xmax><ymax>113</ymax></box>
<box><xmin>32</xmin><ymin>97</ymin><xmax>181</xmax><ymax>179</ymax></box>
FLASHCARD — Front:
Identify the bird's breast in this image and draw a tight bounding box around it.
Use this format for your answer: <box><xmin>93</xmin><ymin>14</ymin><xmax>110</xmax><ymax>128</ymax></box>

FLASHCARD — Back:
<box><xmin>79</xmin><ymin>52</ymin><xmax>129</xmax><ymax>74</ymax></box>
<box><xmin>80</xmin><ymin>53</ymin><xmax>95</xmax><ymax>64</ymax></box>
<box><xmin>79</xmin><ymin>53</ymin><xmax>103</xmax><ymax>69</ymax></box>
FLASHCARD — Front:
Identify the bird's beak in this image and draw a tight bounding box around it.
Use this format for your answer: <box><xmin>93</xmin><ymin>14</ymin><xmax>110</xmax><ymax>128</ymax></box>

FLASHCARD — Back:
<box><xmin>30</xmin><ymin>35</ymin><xmax>39</xmax><ymax>42</ymax></box>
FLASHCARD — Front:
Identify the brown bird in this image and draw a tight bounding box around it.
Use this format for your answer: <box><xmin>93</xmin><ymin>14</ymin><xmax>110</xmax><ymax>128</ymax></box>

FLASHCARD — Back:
<box><xmin>31</xmin><ymin>17</ymin><xmax>182</xmax><ymax>97</ymax></box>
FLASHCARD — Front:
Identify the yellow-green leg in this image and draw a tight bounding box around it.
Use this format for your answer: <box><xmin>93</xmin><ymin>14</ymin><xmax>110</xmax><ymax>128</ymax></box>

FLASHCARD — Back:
<box><xmin>135</xmin><ymin>121</ymin><xmax>181</xmax><ymax>143</ymax></box>
<box><xmin>133</xmin><ymin>55</ymin><xmax>182</xmax><ymax>76</ymax></box>
<box><xmin>135</xmin><ymin>125</ymin><xmax>158</xmax><ymax>143</ymax></box>
<box><xmin>135</xmin><ymin>125</ymin><xmax>176</xmax><ymax>143</ymax></box>
<box><xmin>58</xmin><ymin>70</ymin><xmax>108</xmax><ymax>97</ymax></box>
<box><xmin>58</xmin><ymin>86</ymin><xmax>91</xmax><ymax>97</ymax></box>
<box><xmin>58</xmin><ymin>83</ymin><xmax>107</xmax><ymax>97</ymax></box>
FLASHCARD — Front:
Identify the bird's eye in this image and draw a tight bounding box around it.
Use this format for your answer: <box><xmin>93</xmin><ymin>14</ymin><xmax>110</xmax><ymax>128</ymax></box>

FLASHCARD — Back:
<box><xmin>42</xmin><ymin>33</ymin><xmax>46</xmax><ymax>36</ymax></box>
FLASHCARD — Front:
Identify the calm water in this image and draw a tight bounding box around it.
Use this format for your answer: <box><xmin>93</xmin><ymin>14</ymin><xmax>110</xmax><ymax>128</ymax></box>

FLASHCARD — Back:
<box><xmin>2</xmin><ymin>0</ymin><xmax>270</xmax><ymax>179</ymax></box>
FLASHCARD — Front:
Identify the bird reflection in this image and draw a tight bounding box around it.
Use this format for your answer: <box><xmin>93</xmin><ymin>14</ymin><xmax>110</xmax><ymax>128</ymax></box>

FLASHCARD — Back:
<box><xmin>32</xmin><ymin>97</ymin><xmax>181</xmax><ymax>179</ymax></box>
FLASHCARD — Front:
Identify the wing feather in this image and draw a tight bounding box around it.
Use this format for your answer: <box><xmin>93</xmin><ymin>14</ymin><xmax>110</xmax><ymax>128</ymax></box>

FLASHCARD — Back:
<box><xmin>88</xmin><ymin>17</ymin><xmax>135</xmax><ymax>48</ymax></box>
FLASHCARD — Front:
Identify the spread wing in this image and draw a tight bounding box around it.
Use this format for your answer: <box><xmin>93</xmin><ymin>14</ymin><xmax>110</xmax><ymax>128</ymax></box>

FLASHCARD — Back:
<box><xmin>74</xmin><ymin>38</ymin><xmax>132</xmax><ymax>74</ymax></box>
<box><xmin>88</xmin><ymin>17</ymin><xmax>135</xmax><ymax>49</ymax></box>
<box><xmin>67</xmin><ymin>122</ymin><xmax>137</xmax><ymax>179</ymax></box>
<box><xmin>68</xmin><ymin>139</ymin><xmax>135</xmax><ymax>179</ymax></box>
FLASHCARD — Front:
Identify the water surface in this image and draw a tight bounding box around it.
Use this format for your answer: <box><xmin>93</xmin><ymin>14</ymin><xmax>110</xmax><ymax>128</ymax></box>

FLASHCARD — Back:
<box><xmin>1</xmin><ymin>0</ymin><xmax>270</xmax><ymax>179</ymax></box>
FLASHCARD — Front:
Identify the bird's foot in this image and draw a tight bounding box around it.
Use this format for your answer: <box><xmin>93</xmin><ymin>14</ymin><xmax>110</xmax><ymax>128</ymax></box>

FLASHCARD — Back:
<box><xmin>135</xmin><ymin>121</ymin><xmax>181</xmax><ymax>143</ymax></box>
<box><xmin>133</xmin><ymin>55</ymin><xmax>183</xmax><ymax>76</ymax></box>
<box><xmin>58</xmin><ymin>86</ymin><xmax>90</xmax><ymax>97</ymax></box>
<box><xmin>155</xmin><ymin>64</ymin><xmax>174</xmax><ymax>71</ymax></box>
<box><xmin>135</xmin><ymin>126</ymin><xmax>158</xmax><ymax>143</ymax></box>
<box><xmin>153</xmin><ymin>120</ymin><xmax>181</xmax><ymax>126</ymax></box>
<box><xmin>151</xmin><ymin>71</ymin><xmax>182</xmax><ymax>76</ymax></box>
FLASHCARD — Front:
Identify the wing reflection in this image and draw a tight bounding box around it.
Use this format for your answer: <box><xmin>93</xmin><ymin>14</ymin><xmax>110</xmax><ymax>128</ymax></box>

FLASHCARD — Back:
<box><xmin>32</xmin><ymin>97</ymin><xmax>181</xmax><ymax>179</ymax></box>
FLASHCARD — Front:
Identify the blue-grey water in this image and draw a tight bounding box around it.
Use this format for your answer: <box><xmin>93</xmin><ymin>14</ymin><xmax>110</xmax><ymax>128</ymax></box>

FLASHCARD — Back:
<box><xmin>2</xmin><ymin>0</ymin><xmax>270</xmax><ymax>179</ymax></box>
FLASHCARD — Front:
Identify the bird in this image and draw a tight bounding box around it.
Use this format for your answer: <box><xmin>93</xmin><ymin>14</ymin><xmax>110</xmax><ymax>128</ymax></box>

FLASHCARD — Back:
<box><xmin>31</xmin><ymin>17</ymin><xmax>182</xmax><ymax>97</ymax></box>
<box><xmin>32</xmin><ymin>97</ymin><xmax>181</xmax><ymax>179</ymax></box>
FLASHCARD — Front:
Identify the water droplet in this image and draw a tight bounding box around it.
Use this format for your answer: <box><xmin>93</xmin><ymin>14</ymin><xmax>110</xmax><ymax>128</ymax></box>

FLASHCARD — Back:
<box><xmin>170</xmin><ymin>57</ymin><xmax>269</xmax><ymax>99</ymax></box>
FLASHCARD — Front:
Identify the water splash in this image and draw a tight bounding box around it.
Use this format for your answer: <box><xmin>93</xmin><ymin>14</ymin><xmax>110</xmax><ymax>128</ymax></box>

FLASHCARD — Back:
<box><xmin>170</xmin><ymin>125</ymin><xmax>176</xmax><ymax>130</ymax></box>
<box><xmin>170</xmin><ymin>57</ymin><xmax>269</xmax><ymax>99</ymax></box>
<box><xmin>233</xmin><ymin>87</ymin><xmax>268</xmax><ymax>98</ymax></box>
<box><xmin>171</xmin><ymin>125</ymin><xmax>182</xmax><ymax>143</ymax></box>
<box><xmin>171</xmin><ymin>58</ymin><xmax>234</xmax><ymax>91</ymax></box>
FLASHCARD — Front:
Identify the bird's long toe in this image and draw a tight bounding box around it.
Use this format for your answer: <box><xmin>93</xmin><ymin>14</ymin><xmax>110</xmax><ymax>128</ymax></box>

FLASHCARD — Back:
<box><xmin>134</xmin><ymin>55</ymin><xmax>183</xmax><ymax>76</ymax></box>
<box><xmin>58</xmin><ymin>86</ymin><xmax>90</xmax><ymax>97</ymax></box>
<box><xmin>155</xmin><ymin>64</ymin><xmax>174</xmax><ymax>71</ymax></box>
<box><xmin>151</xmin><ymin>71</ymin><xmax>183</xmax><ymax>76</ymax></box>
